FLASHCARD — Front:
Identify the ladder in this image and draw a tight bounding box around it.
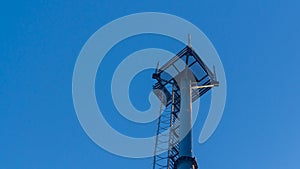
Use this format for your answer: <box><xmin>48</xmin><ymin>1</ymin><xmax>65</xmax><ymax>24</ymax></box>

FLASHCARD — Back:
<box><xmin>153</xmin><ymin>85</ymin><xmax>181</xmax><ymax>169</ymax></box>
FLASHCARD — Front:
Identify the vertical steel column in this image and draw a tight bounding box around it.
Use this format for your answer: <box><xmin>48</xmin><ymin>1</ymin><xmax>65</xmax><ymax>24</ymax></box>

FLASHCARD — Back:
<box><xmin>177</xmin><ymin>68</ymin><xmax>193</xmax><ymax>169</ymax></box>
<box><xmin>167</xmin><ymin>84</ymin><xmax>175</xmax><ymax>169</ymax></box>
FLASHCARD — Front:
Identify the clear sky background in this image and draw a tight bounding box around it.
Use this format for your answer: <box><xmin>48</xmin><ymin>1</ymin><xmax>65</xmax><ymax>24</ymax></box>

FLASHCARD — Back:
<box><xmin>1</xmin><ymin>0</ymin><xmax>300</xmax><ymax>169</ymax></box>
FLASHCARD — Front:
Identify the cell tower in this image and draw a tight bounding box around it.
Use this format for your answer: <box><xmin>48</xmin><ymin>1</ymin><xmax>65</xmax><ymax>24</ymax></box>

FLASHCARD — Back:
<box><xmin>152</xmin><ymin>36</ymin><xmax>219</xmax><ymax>169</ymax></box>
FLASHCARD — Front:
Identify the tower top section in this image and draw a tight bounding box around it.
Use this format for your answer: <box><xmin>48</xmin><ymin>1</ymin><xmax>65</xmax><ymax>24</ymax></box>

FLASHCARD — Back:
<box><xmin>152</xmin><ymin>45</ymin><xmax>219</xmax><ymax>106</ymax></box>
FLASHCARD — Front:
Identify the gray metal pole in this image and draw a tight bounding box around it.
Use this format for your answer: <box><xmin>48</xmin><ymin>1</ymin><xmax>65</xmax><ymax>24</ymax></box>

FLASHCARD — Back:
<box><xmin>177</xmin><ymin>68</ymin><xmax>193</xmax><ymax>169</ymax></box>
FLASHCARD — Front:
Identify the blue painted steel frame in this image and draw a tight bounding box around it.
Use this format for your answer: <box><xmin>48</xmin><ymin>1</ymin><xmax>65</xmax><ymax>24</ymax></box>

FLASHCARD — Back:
<box><xmin>152</xmin><ymin>46</ymin><xmax>218</xmax><ymax>169</ymax></box>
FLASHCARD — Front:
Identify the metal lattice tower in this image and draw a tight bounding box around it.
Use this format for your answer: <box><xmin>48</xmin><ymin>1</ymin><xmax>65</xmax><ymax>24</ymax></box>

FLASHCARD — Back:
<box><xmin>152</xmin><ymin>44</ymin><xmax>219</xmax><ymax>169</ymax></box>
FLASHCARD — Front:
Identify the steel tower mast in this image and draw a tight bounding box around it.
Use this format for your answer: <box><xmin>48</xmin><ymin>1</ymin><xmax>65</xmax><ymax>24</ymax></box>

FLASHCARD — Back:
<box><xmin>152</xmin><ymin>36</ymin><xmax>219</xmax><ymax>169</ymax></box>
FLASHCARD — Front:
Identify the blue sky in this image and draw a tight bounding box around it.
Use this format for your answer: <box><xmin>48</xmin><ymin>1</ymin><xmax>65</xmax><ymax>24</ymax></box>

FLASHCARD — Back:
<box><xmin>1</xmin><ymin>0</ymin><xmax>300</xmax><ymax>169</ymax></box>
